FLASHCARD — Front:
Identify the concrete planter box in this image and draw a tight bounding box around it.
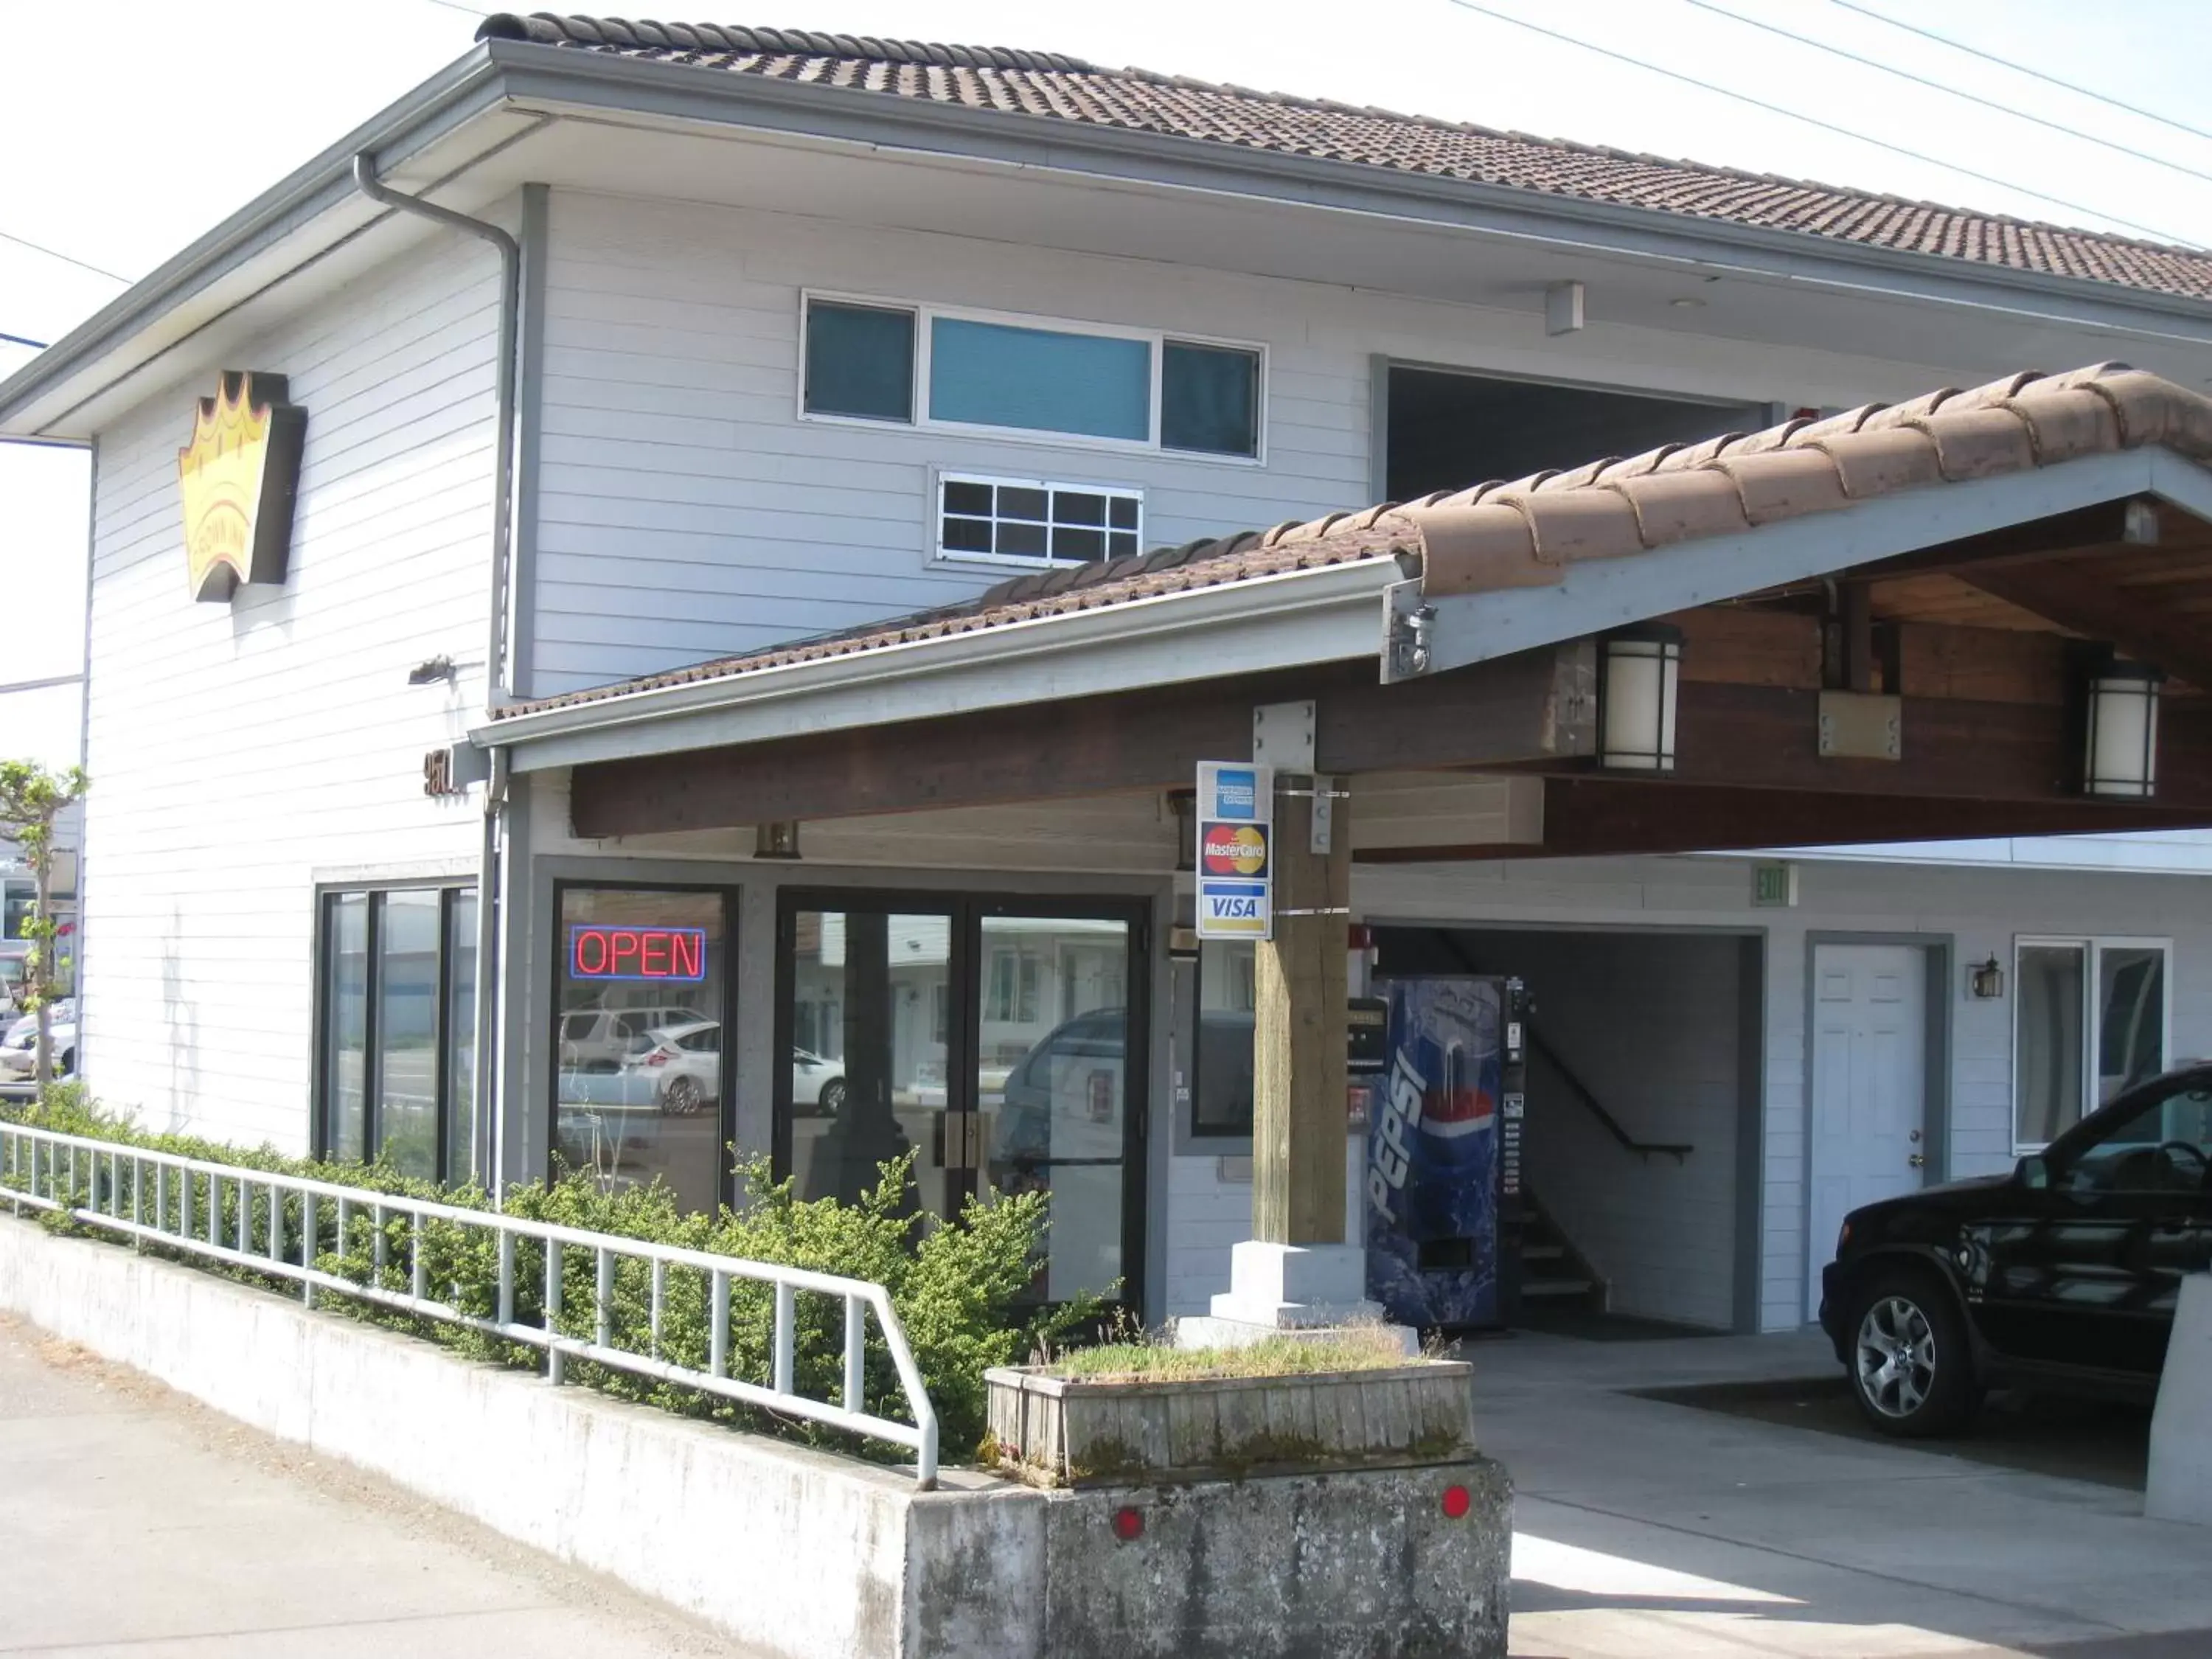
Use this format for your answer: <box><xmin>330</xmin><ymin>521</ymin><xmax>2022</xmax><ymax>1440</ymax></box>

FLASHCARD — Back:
<box><xmin>986</xmin><ymin>1359</ymin><xmax>1475</xmax><ymax>1487</ymax></box>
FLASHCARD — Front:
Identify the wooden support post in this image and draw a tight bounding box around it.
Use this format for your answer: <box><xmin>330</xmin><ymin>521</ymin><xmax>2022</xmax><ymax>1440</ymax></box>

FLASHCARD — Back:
<box><xmin>1251</xmin><ymin>774</ymin><xmax>1351</xmax><ymax>1246</ymax></box>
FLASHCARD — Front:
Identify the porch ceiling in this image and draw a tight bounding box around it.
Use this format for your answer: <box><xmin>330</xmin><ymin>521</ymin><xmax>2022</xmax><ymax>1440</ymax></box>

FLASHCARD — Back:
<box><xmin>549</xmin><ymin>365</ymin><xmax>2212</xmax><ymax>861</ymax></box>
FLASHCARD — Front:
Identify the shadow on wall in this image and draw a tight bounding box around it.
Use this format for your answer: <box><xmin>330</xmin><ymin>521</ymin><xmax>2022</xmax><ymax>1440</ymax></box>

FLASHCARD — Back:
<box><xmin>161</xmin><ymin>902</ymin><xmax>198</xmax><ymax>1133</ymax></box>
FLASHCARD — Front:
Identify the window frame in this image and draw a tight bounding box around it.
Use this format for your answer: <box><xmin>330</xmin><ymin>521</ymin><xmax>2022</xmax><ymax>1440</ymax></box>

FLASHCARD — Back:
<box><xmin>2011</xmin><ymin>933</ymin><xmax>2174</xmax><ymax>1155</ymax></box>
<box><xmin>933</xmin><ymin>468</ymin><xmax>1147</xmax><ymax>569</ymax></box>
<box><xmin>797</xmin><ymin>291</ymin><xmax>1269</xmax><ymax>465</ymax></box>
<box><xmin>310</xmin><ymin>880</ymin><xmax>476</xmax><ymax>1183</ymax></box>
<box><xmin>546</xmin><ymin>878</ymin><xmax>742</xmax><ymax>1208</ymax></box>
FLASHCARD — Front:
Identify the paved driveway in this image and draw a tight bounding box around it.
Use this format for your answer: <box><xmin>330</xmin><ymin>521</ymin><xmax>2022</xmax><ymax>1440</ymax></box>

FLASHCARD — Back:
<box><xmin>1464</xmin><ymin>1329</ymin><xmax>2211</xmax><ymax>1659</ymax></box>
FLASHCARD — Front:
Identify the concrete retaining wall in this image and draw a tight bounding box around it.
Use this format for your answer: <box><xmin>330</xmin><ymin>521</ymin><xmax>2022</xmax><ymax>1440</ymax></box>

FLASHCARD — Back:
<box><xmin>0</xmin><ymin>1214</ymin><xmax>1508</xmax><ymax>1656</ymax></box>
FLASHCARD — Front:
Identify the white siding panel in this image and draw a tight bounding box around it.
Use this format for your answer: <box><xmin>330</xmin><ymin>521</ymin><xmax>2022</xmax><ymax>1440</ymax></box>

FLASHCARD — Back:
<box><xmin>80</xmin><ymin>234</ymin><xmax>501</xmax><ymax>1152</ymax></box>
<box><xmin>530</xmin><ymin>191</ymin><xmax>1948</xmax><ymax>699</ymax></box>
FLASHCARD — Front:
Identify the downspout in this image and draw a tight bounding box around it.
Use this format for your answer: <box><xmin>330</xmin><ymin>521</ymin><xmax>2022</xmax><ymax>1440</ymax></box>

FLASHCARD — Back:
<box><xmin>351</xmin><ymin>151</ymin><xmax>521</xmax><ymax>1203</ymax></box>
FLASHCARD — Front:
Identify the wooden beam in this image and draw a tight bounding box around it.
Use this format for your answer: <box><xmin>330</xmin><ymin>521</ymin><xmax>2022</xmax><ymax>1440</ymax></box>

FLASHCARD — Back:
<box><xmin>571</xmin><ymin>646</ymin><xmax>1586</xmax><ymax>838</ymax></box>
<box><xmin>1355</xmin><ymin>779</ymin><xmax>2212</xmax><ymax>863</ymax></box>
<box><xmin>1252</xmin><ymin>775</ymin><xmax>1351</xmax><ymax>1247</ymax></box>
<box><xmin>1487</xmin><ymin>679</ymin><xmax>2212</xmax><ymax>808</ymax></box>
<box><xmin>1958</xmin><ymin>559</ymin><xmax>2212</xmax><ymax>689</ymax></box>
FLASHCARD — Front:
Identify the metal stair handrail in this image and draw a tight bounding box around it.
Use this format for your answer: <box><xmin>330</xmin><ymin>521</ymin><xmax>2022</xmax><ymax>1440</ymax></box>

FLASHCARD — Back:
<box><xmin>0</xmin><ymin>1120</ymin><xmax>939</xmax><ymax>1487</ymax></box>
<box><xmin>1525</xmin><ymin>1023</ymin><xmax>1694</xmax><ymax>1164</ymax></box>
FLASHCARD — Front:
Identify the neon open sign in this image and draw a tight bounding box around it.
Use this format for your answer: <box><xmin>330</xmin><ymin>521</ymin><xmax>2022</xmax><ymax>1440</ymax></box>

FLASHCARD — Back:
<box><xmin>568</xmin><ymin>925</ymin><xmax>709</xmax><ymax>982</ymax></box>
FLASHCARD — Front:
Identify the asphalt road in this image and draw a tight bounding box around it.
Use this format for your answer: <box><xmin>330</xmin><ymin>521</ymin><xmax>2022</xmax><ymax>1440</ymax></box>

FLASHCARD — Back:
<box><xmin>0</xmin><ymin>1314</ymin><xmax>766</xmax><ymax>1658</ymax></box>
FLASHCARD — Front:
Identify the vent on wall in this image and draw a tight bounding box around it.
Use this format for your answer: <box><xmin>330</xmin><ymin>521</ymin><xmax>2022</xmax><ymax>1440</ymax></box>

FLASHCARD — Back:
<box><xmin>937</xmin><ymin>473</ymin><xmax>1142</xmax><ymax>567</ymax></box>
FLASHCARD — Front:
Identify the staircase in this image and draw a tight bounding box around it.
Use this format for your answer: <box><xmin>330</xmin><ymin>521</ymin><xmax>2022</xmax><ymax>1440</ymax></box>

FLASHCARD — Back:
<box><xmin>1512</xmin><ymin>1187</ymin><xmax>1608</xmax><ymax>1315</ymax></box>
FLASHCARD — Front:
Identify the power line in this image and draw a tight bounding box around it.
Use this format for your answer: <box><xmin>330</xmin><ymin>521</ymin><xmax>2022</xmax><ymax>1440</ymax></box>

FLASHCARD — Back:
<box><xmin>1687</xmin><ymin>0</ymin><xmax>2212</xmax><ymax>191</ymax></box>
<box><xmin>1830</xmin><ymin>1</ymin><xmax>2212</xmax><ymax>148</ymax></box>
<box><xmin>0</xmin><ymin>229</ymin><xmax>128</xmax><ymax>284</ymax></box>
<box><xmin>0</xmin><ymin>330</ymin><xmax>48</xmax><ymax>351</ymax></box>
<box><xmin>1439</xmin><ymin>0</ymin><xmax>2206</xmax><ymax>250</ymax></box>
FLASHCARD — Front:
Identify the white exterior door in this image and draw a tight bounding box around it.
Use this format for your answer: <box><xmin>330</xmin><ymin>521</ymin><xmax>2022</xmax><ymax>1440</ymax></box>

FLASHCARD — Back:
<box><xmin>1808</xmin><ymin>945</ymin><xmax>1928</xmax><ymax>1317</ymax></box>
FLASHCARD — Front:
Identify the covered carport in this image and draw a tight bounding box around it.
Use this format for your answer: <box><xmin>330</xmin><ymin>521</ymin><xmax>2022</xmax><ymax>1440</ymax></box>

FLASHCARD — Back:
<box><xmin>482</xmin><ymin>364</ymin><xmax>2212</xmax><ymax>1329</ymax></box>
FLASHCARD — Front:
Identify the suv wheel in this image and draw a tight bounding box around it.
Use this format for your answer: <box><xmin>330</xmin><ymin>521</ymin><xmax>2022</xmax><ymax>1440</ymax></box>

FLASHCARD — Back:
<box><xmin>1848</xmin><ymin>1269</ymin><xmax>1975</xmax><ymax>1437</ymax></box>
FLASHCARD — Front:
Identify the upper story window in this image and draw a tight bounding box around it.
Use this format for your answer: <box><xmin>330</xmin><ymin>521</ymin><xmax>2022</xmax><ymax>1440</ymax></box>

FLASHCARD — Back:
<box><xmin>801</xmin><ymin>294</ymin><xmax>1264</xmax><ymax>460</ymax></box>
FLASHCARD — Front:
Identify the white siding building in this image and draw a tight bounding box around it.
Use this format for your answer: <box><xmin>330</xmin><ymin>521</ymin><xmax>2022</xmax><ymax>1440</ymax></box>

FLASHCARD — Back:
<box><xmin>8</xmin><ymin>14</ymin><xmax>2212</xmax><ymax>1339</ymax></box>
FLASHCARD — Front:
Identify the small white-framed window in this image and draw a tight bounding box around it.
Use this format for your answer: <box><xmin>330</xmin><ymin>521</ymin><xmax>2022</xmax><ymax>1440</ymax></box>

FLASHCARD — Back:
<box><xmin>799</xmin><ymin>292</ymin><xmax>1265</xmax><ymax>462</ymax></box>
<box><xmin>2013</xmin><ymin>935</ymin><xmax>2171</xmax><ymax>1151</ymax></box>
<box><xmin>936</xmin><ymin>471</ymin><xmax>1143</xmax><ymax>567</ymax></box>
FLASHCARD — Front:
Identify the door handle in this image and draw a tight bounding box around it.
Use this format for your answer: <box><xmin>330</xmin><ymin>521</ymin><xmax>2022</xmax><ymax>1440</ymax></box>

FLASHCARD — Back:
<box><xmin>1908</xmin><ymin>1153</ymin><xmax>1926</xmax><ymax>1169</ymax></box>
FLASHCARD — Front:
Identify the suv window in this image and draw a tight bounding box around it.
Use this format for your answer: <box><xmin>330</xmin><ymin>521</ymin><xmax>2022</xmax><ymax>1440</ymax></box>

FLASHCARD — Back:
<box><xmin>2057</xmin><ymin>1080</ymin><xmax>2212</xmax><ymax>1194</ymax></box>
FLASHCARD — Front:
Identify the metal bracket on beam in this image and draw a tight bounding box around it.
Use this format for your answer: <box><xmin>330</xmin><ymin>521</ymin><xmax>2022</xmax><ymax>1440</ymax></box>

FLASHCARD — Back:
<box><xmin>1253</xmin><ymin>700</ymin><xmax>1316</xmax><ymax>772</ymax></box>
<box><xmin>1381</xmin><ymin>580</ymin><xmax>1433</xmax><ymax>683</ymax></box>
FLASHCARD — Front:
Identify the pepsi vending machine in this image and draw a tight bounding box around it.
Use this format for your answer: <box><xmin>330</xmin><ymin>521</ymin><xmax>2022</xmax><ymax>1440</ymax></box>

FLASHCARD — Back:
<box><xmin>1364</xmin><ymin>975</ymin><xmax>1528</xmax><ymax>1332</ymax></box>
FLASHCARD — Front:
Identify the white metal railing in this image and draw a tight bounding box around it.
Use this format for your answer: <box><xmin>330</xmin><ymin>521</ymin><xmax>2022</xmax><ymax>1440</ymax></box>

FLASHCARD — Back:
<box><xmin>0</xmin><ymin>1121</ymin><xmax>939</xmax><ymax>1487</ymax></box>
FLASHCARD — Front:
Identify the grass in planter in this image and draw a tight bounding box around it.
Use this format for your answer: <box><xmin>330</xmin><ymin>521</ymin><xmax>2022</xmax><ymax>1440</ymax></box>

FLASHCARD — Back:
<box><xmin>1050</xmin><ymin>1322</ymin><xmax>1416</xmax><ymax>1382</ymax></box>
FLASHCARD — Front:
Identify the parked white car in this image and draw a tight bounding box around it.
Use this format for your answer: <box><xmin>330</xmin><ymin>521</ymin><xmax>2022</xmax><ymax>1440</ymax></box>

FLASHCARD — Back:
<box><xmin>621</xmin><ymin>1020</ymin><xmax>723</xmax><ymax>1115</ymax></box>
<box><xmin>557</xmin><ymin>1006</ymin><xmax>709</xmax><ymax>1074</ymax></box>
<box><xmin>790</xmin><ymin>1048</ymin><xmax>846</xmax><ymax>1114</ymax></box>
<box><xmin>0</xmin><ymin>999</ymin><xmax>77</xmax><ymax>1082</ymax></box>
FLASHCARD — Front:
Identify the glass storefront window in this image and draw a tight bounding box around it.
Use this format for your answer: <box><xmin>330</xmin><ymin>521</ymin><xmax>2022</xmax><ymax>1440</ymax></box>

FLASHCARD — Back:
<box><xmin>376</xmin><ymin>890</ymin><xmax>442</xmax><ymax>1180</ymax></box>
<box><xmin>1189</xmin><ymin>939</ymin><xmax>1258</xmax><ymax>1138</ymax></box>
<box><xmin>552</xmin><ymin>886</ymin><xmax>731</xmax><ymax>1214</ymax></box>
<box><xmin>2014</xmin><ymin>938</ymin><xmax>2169</xmax><ymax>1148</ymax></box>
<box><xmin>317</xmin><ymin>885</ymin><xmax>472</xmax><ymax>1179</ymax></box>
<box><xmin>324</xmin><ymin>893</ymin><xmax>369</xmax><ymax>1163</ymax></box>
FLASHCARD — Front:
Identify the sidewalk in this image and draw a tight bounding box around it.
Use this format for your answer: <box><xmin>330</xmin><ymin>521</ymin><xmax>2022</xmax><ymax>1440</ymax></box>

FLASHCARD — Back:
<box><xmin>1462</xmin><ymin>1329</ymin><xmax>2212</xmax><ymax>1658</ymax></box>
<box><xmin>0</xmin><ymin>1313</ymin><xmax>764</xmax><ymax>1658</ymax></box>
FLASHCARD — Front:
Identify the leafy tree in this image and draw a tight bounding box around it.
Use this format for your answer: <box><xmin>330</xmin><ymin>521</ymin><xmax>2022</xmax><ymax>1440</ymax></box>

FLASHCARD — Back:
<box><xmin>0</xmin><ymin>762</ymin><xmax>87</xmax><ymax>1088</ymax></box>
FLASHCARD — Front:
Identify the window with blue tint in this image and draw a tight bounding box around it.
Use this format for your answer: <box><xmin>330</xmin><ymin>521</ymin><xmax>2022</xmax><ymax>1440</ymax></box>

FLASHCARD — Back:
<box><xmin>804</xmin><ymin>301</ymin><xmax>915</xmax><ymax>422</ymax></box>
<box><xmin>1162</xmin><ymin>341</ymin><xmax>1261</xmax><ymax>457</ymax></box>
<box><xmin>928</xmin><ymin>318</ymin><xmax>1151</xmax><ymax>441</ymax></box>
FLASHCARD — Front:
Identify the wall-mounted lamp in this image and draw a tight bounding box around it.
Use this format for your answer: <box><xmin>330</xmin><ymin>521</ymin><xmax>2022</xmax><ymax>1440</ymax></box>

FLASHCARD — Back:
<box><xmin>1969</xmin><ymin>955</ymin><xmax>2006</xmax><ymax>1000</ymax></box>
<box><xmin>406</xmin><ymin>654</ymin><xmax>457</xmax><ymax>686</ymax></box>
<box><xmin>2082</xmin><ymin>653</ymin><xmax>2162</xmax><ymax>799</ymax></box>
<box><xmin>1599</xmin><ymin>623</ymin><xmax>1683</xmax><ymax>773</ymax></box>
<box><xmin>754</xmin><ymin>821</ymin><xmax>802</xmax><ymax>860</ymax></box>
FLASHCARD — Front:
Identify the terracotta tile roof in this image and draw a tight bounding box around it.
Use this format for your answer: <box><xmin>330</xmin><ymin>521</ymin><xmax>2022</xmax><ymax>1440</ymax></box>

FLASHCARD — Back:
<box><xmin>492</xmin><ymin>364</ymin><xmax>2212</xmax><ymax>723</ymax></box>
<box><xmin>476</xmin><ymin>13</ymin><xmax>2212</xmax><ymax>300</ymax></box>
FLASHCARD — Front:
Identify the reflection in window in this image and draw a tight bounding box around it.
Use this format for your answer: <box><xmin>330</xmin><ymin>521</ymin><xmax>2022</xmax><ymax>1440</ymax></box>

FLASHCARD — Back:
<box><xmin>376</xmin><ymin>891</ymin><xmax>441</xmax><ymax>1180</ymax></box>
<box><xmin>318</xmin><ymin>886</ymin><xmax>473</xmax><ymax>1179</ymax></box>
<box><xmin>325</xmin><ymin>893</ymin><xmax>369</xmax><ymax>1162</ymax></box>
<box><xmin>2014</xmin><ymin>939</ymin><xmax>2169</xmax><ymax>1148</ymax></box>
<box><xmin>445</xmin><ymin>891</ymin><xmax>478</xmax><ymax>1183</ymax></box>
<box><xmin>553</xmin><ymin>887</ymin><xmax>728</xmax><ymax>1214</ymax></box>
<box><xmin>981</xmin><ymin>917</ymin><xmax>1130</xmax><ymax>1304</ymax></box>
<box><xmin>1189</xmin><ymin>940</ymin><xmax>1259</xmax><ymax>1138</ymax></box>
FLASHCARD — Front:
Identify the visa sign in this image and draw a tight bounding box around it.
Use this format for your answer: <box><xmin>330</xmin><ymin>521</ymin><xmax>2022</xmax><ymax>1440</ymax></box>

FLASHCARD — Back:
<box><xmin>1195</xmin><ymin>761</ymin><xmax>1273</xmax><ymax>940</ymax></box>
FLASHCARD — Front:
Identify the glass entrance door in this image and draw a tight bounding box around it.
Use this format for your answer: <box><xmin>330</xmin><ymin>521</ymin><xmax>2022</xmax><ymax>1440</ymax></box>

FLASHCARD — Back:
<box><xmin>977</xmin><ymin>914</ymin><xmax>1133</xmax><ymax>1305</ymax></box>
<box><xmin>777</xmin><ymin>895</ymin><xmax>1144</xmax><ymax>1310</ymax></box>
<box><xmin>785</xmin><ymin>905</ymin><xmax>960</xmax><ymax>1217</ymax></box>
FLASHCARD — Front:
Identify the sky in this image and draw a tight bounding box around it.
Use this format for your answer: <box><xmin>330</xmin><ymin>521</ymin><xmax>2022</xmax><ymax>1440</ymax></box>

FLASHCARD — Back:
<box><xmin>7</xmin><ymin>0</ymin><xmax>2212</xmax><ymax>767</ymax></box>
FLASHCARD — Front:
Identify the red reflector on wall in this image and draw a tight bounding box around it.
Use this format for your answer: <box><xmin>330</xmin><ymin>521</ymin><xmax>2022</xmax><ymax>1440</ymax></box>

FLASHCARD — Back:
<box><xmin>1112</xmin><ymin>1506</ymin><xmax>1144</xmax><ymax>1542</ymax></box>
<box><xmin>1441</xmin><ymin>1484</ymin><xmax>1472</xmax><ymax>1520</ymax></box>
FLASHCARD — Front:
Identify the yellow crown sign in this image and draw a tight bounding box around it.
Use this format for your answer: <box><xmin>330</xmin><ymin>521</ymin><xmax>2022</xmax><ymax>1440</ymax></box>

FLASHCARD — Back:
<box><xmin>176</xmin><ymin>371</ymin><xmax>306</xmax><ymax>602</ymax></box>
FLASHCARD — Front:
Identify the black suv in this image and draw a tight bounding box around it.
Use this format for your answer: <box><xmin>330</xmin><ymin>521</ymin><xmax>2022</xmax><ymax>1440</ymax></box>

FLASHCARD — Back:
<box><xmin>1820</xmin><ymin>1064</ymin><xmax>2212</xmax><ymax>1436</ymax></box>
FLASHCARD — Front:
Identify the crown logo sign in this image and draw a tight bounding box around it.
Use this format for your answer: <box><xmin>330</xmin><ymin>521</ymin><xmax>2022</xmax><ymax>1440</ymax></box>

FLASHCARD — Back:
<box><xmin>177</xmin><ymin>370</ymin><xmax>307</xmax><ymax>602</ymax></box>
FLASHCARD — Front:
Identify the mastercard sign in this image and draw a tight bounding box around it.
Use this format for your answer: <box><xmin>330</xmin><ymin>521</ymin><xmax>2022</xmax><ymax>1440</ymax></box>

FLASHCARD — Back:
<box><xmin>1200</xmin><ymin>821</ymin><xmax>1270</xmax><ymax>879</ymax></box>
<box><xmin>1195</xmin><ymin>760</ymin><xmax>1275</xmax><ymax>939</ymax></box>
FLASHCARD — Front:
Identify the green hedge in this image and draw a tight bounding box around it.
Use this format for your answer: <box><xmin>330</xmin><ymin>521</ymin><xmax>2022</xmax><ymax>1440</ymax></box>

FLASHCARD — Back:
<box><xmin>1</xmin><ymin>1086</ymin><xmax>1100</xmax><ymax>1462</ymax></box>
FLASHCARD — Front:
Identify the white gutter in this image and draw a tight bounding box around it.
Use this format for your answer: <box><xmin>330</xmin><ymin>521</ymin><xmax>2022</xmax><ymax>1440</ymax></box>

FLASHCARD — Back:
<box><xmin>475</xmin><ymin>555</ymin><xmax>1406</xmax><ymax>772</ymax></box>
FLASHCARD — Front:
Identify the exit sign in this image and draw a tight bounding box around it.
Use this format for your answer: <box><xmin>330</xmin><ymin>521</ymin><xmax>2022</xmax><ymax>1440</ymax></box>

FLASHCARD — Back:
<box><xmin>1751</xmin><ymin>863</ymin><xmax>1798</xmax><ymax>908</ymax></box>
